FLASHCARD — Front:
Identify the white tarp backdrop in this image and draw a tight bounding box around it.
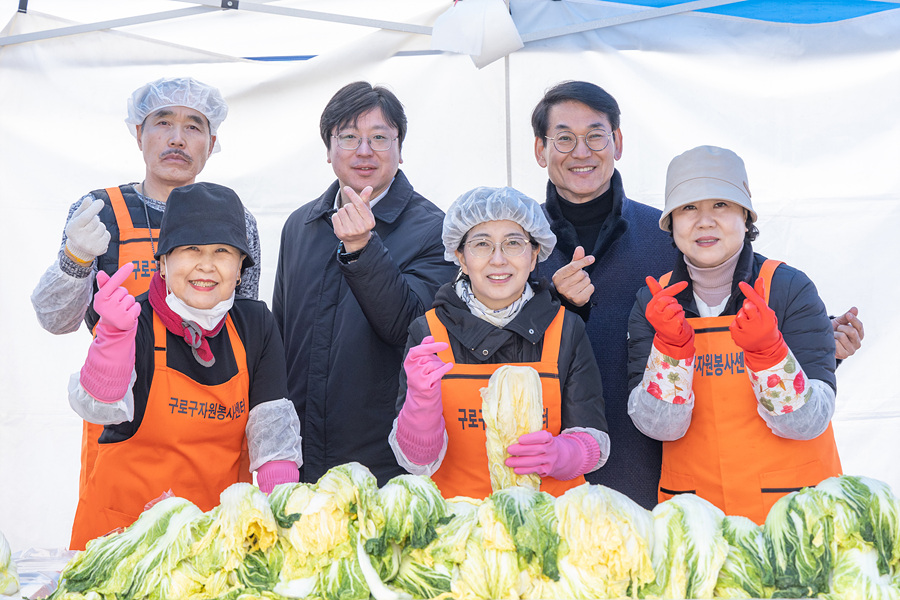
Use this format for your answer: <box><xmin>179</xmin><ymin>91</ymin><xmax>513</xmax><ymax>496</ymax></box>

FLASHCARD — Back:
<box><xmin>1</xmin><ymin>0</ymin><xmax>898</xmax><ymax>552</ymax></box>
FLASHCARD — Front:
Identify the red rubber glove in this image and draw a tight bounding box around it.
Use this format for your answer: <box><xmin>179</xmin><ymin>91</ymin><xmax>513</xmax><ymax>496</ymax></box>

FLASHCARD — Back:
<box><xmin>396</xmin><ymin>336</ymin><xmax>454</xmax><ymax>465</ymax></box>
<box><xmin>644</xmin><ymin>276</ymin><xmax>694</xmax><ymax>359</ymax></box>
<box><xmin>730</xmin><ymin>277</ymin><xmax>788</xmax><ymax>370</ymax></box>
<box><xmin>505</xmin><ymin>430</ymin><xmax>600</xmax><ymax>481</ymax></box>
<box><xmin>80</xmin><ymin>263</ymin><xmax>142</xmax><ymax>402</ymax></box>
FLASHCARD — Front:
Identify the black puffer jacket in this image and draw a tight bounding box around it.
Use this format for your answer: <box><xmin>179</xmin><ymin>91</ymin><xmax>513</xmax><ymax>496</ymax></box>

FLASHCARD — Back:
<box><xmin>273</xmin><ymin>171</ymin><xmax>457</xmax><ymax>485</ymax></box>
<box><xmin>396</xmin><ymin>281</ymin><xmax>608</xmax><ymax>436</ymax></box>
<box><xmin>627</xmin><ymin>243</ymin><xmax>837</xmax><ymax>394</ymax></box>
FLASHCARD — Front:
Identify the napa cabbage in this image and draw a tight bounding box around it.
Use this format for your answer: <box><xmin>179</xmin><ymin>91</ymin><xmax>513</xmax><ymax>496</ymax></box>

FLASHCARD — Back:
<box><xmin>763</xmin><ymin>487</ymin><xmax>834</xmax><ymax>598</ymax></box>
<box><xmin>487</xmin><ymin>486</ymin><xmax>560</xmax><ymax>581</ymax></box>
<box><xmin>641</xmin><ymin>493</ymin><xmax>728</xmax><ymax>600</ymax></box>
<box><xmin>368</xmin><ymin>474</ymin><xmax>449</xmax><ymax>553</ymax></box>
<box><xmin>0</xmin><ymin>529</ymin><xmax>18</xmax><ymax>596</ymax></box>
<box><xmin>821</xmin><ymin>546</ymin><xmax>900</xmax><ymax>600</ymax></box>
<box><xmin>815</xmin><ymin>475</ymin><xmax>900</xmax><ymax>574</ymax></box>
<box><xmin>554</xmin><ymin>483</ymin><xmax>654</xmax><ymax>599</ymax></box>
<box><xmin>714</xmin><ymin>515</ymin><xmax>775</xmax><ymax>599</ymax></box>
<box><xmin>269</xmin><ymin>463</ymin><xmax>381</xmax><ymax>600</ymax></box>
<box><xmin>191</xmin><ymin>483</ymin><xmax>279</xmax><ymax>577</ymax></box>
<box><xmin>50</xmin><ymin>496</ymin><xmax>203</xmax><ymax>599</ymax></box>
<box><xmin>450</xmin><ymin>497</ymin><xmax>523</xmax><ymax>599</ymax></box>
<box><xmin>480</xmin><ymin>365</ymin><xmax>544</xmax><ymax>492</ymax></box>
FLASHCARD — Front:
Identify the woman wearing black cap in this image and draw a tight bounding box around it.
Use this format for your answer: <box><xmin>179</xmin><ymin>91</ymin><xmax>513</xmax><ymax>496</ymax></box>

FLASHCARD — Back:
<box><xmin>66</xmin><ymin>183</ymin><xmax>302</xmax><ymax>550</ymax></box>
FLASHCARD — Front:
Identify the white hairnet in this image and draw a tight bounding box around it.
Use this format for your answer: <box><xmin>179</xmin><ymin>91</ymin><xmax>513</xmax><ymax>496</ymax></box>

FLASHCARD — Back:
<box><xmin>443</xmin><ymin>186</ymin><xmax>557</xmax><ymax>264</ymax></box>
<box><xmin>125</xmin><ymin>77</ymin><xmax>228</xmax><ymax>153</ymax></box>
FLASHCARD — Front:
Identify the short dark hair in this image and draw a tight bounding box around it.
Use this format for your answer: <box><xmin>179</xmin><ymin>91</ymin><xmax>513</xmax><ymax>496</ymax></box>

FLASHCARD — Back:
<box><xmin>319</xmin><ymin>81</ymin><xmax>407</xmax><ymax>150</ymax></box>
<box><xmin>531</xmin><ymin>80</ymin><xmax>621</xmax><ymax>139</ymax></box>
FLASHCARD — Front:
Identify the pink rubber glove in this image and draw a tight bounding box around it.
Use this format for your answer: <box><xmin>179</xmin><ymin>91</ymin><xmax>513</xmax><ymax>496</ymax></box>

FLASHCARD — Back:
<box><xmin>80</xmin><ymin>263</ymin><xmax>141</xmax><ymax>403</ymax></box>
<box><xmin>730</xmin><ymin>278</ymin><xmax>788</xmax><ymax>370</ymax></box>
<box><xmin>257</xmin><ymin>460</ymin><xmax>299</xmax><ymax>494</ymax></box>
<box><xmin>505</xmin><ymin>430</ymin><xmax>600</xmax><ymax>481</ymax></box>
<box><xmin>396</xmin><ymin>336</ymin><xmax>454</xmax><ymax>465</ymax></box>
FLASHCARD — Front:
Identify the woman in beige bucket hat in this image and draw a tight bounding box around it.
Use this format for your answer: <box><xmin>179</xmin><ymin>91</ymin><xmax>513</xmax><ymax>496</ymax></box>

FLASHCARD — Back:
<box><xmin>625</xmin><ymin>145</ymin><xmax>842</xmax><ymax>525</ymax></box>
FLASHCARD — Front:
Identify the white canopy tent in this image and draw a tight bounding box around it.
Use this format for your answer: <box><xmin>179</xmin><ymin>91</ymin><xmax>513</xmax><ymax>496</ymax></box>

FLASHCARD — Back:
<box><xmin>1</xmin><ymin>0</ymin><xmax>898</xmax><ymax>552</ymax></box>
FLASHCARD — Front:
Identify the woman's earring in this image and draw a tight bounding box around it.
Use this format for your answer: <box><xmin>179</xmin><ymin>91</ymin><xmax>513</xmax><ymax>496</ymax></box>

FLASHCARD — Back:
<box><xmin>237</xmin><ymin>277</ymin><xmax>242</xmax><ymax>286</ymax></box>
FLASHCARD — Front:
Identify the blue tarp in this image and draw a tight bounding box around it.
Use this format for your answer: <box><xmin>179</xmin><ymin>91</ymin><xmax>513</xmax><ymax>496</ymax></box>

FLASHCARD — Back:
<box><xmin>604</xmin><ymin>0</ymin><xmax>899</xmax><ymax>24</ymax></box>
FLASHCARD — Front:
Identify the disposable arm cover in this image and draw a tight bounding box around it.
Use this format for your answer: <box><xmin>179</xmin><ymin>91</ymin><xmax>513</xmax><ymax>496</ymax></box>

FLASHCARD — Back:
<box><xmin>757</xmin><ymin>379</ymin><xmax>835</xmax><ymax>440</ymax></box>
<box><xmin>629</xmin><ymin>376</ymin><xmax>834</xmax><ymax>441</ymax></box>
<box><xmin>31</xmin><ymin>261</ymin><xmax>94</xmax><ymax>334</ymax></box>
<box><xmin>247</xmin><ymin>399</ymin><xmax>303</xmax><ymax>472</ymax></box>
<box><xmin>389</xmin><ymin>416</ymin><xmax>447</xmax><ymax>477</ymax></box>
<box><xmin>67</xmin><ymin>369</ymin><xmax>136</xmax><ymax>425</ymax></box>
<box><xmin>628</xmin><ymin>385</ymin><xmax>693</xmax><ymax>441</ymax></box>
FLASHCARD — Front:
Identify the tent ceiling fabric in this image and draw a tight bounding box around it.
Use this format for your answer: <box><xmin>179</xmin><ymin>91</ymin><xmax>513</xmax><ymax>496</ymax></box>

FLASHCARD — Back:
<box><xmin>1</xmin><ymin>0</ymin><xmax>898</xmax><ymax>554</ymax></box>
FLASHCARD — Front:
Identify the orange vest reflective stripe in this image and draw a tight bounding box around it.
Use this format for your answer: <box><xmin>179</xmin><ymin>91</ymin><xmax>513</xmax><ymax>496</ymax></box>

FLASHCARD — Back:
<box><xmin>657</xmin><ymin>260</ymin><xmax>842</xmax><ymax>524</ymax></box>
<box><xmin>79</xmin><ymin>187</ymin><xmax>160</xmax><ymax>497</ymax></box>
<box><xmin>424</xmin><ymin>307</ymin><xmax>584</xmax><ymax>499</ymax></box>
<box><xmin>70</xmin><ymin>313</ymin><xmax>250</xmax><ymax>550</ymax></box>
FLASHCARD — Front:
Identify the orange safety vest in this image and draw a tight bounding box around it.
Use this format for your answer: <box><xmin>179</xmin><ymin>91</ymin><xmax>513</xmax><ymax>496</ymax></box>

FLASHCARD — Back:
<box><xmin>78</xmin><ymin>187</ymin><xmax>160</xmax><ymax>496</ymax></box>
<box><xmin>657</xmin><ymin>260</ymin><xmax>842</xmax><ymax>524</ymax></box>
<box><xmin>70</xmin><ymin>313</ymin><xmax>250</xmax><ymax>550</ymax></box>
<box><xmin>424</xmin><ymin>307</ymin><xmax>585</xmax><ymax>499</ymax></box>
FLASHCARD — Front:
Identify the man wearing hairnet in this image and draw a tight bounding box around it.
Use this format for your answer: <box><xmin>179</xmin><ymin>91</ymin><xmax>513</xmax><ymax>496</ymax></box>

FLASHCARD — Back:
<box><xmin>273</xmin><ymin>81</ymin><xmax>456</xmax><ymax>486</ymax></box>
<box><xmin>531</xmin><ymin>81</ymin><xmax>864</xmax><ymax>510</ymax></box>
<box><xmin>31</xmin><ymin>76</ymin><xmax>262</xmax><ymax>494</ymax></box>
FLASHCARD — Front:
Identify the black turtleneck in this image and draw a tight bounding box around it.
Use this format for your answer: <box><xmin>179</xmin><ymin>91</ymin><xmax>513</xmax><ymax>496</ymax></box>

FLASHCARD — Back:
<box><xmin>556</xmin><ymin>186</ymin><xmax>614</xmax><ymax>254</ymax></box>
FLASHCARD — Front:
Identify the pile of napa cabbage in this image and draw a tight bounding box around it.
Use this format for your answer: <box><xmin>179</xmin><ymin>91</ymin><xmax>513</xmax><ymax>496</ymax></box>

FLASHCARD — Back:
<box><xmin>44</xmin><ymin>468</ymin><xmax>900</xmax><ymax>600</ymax></box>
<box><xmin>1</xmin><ymin>528</ymin><xmax>18</xmax><ymax>596</ymax></box>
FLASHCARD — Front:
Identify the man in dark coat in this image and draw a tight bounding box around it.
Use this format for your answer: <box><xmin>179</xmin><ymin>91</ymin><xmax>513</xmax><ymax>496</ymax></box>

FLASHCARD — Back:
<box><xmin>273</xmin><ymin>82</ymin><xmax>456</xmax><ymax>485</ymax></box>
<box><xmin>530</xmin><ymin>81</ymin><xmax>863</xmax><ymax>509</ymax></box>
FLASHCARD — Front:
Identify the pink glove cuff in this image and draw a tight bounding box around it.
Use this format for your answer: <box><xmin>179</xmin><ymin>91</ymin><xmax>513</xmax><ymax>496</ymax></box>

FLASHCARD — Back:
<box><xmin>396</xmin><ymin>409</ymin><xmax>445</xmax><ymax>465</ymax></box>
<box><xmin>554</xmin><ymin>432</ymin><xmax>601</xmax><ymax>481</ymax></box>
<box><xmin>80</xmin><ymin>324</ymin><xmax>137</xmax><ymax>403</ymax></box>
<box><xmin>257</xmin><ymin>460</ymin><xmax>299</xmax><ymax>494</ymax></box>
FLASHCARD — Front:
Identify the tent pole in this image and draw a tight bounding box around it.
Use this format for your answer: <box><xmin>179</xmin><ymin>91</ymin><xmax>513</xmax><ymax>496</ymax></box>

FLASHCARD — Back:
<box><xmin>505</xmin><ymin>53</ymin><xmax>512</xmax><ymax>188</ymax></box>
<box><xmin>17</xmin><ymin>0</ymin><xmax>27</xmax><ymax>13</ymax></box>
<box><xmin>504</xmin><ymin>0</ymin><xmax>513</xmax><ymax>188</ymax></box>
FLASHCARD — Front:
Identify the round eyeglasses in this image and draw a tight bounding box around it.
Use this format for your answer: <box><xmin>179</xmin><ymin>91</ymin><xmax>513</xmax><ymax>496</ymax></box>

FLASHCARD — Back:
<box><xmin>332</xmin><ymin>133</ymin><xmax>398</xmax><ymax>152</ymax></box>
<box><xmin>464</xmin><ymin>237</ymin><xmax>534</xmax><ymax>259</ymax></box>
<box><xmin>545</xmin><ymin>129</ymin><xmax>612</xmax><ymax>153</ymax></box>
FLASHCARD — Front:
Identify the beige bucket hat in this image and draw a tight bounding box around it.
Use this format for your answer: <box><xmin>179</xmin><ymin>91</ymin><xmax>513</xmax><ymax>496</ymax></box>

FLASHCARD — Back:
<box><xmin>659</xmin><ymin>145</ymin><xmax>757</xmax><ymax>231</ymax></box>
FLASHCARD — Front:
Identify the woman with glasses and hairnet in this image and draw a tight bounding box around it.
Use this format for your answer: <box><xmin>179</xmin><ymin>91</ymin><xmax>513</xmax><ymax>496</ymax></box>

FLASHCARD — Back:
<box><xmin>388</xmin><ymin>186</ymin><xmax>609</xmax><ymax>498</ymax></box>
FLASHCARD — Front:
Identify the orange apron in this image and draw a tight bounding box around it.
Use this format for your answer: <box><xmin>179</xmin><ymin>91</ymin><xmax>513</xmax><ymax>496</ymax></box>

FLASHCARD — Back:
<box><xmin>657</xmin><ymin>260</ymin><xmax>842</xmax><ymax>524</ymax></box>
<box><xmin>70</xmin><ymin>312</ymin><xmax>250</xmax><ymax>550</ymax></box>
<box><xmin>79</xmin><ymin>187</ymin><xmax>160</xmax><ymax>496</ymax></box>
<box><xmin>425</xmin><ymin>307</ymin><xmax>585</xmax><ymax>499</ymax></box>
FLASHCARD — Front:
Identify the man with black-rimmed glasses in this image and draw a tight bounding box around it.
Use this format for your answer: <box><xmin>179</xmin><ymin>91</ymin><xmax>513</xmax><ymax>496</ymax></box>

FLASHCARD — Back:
<box><xmin>273</xmin><ymin>81</ymin><xmax>456</xmax><ymax>486</ymax></box>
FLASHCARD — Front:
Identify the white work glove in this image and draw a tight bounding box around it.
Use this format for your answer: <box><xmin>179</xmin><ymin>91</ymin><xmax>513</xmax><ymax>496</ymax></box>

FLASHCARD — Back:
<box><xmin>65</xmin><ymin>197</ymin><xmax>111</xmax><ymax>263</ymax></box>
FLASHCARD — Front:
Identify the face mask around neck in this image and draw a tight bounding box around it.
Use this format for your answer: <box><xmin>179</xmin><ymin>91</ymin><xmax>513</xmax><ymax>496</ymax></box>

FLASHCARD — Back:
<box><xmin>165</xmin><ymin>288</ymin><xmax>234</xmax><ymax>331</ymax></box>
